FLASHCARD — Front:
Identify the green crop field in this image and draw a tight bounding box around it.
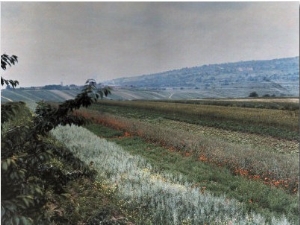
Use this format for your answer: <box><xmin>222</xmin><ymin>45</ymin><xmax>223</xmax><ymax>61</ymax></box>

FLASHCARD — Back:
<box><xmin>2</xmin><ymin>97</ymin><xmax>299</xmax><ymax>224</ymax></box>
<box><xmin>74</xmin><ymin>99</ymin><xmax>298</xmax><ymax>224</ymax></box>
<box><xmin>88</xmin><ymin>99</ymin><xmax>299</xmax><ymax>140</ymax></box>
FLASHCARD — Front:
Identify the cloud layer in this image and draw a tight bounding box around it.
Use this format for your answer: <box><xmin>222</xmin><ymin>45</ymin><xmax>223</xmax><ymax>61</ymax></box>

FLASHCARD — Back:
<box><xmin>1</xmin><ymin>2</ymin><xmax>298</xmax><ymax>87</ymax></box>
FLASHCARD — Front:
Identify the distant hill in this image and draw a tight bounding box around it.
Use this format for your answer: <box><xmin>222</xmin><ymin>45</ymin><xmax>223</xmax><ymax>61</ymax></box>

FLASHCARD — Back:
<box><xmin>104</xmin><ymin>57</ymin><xmax>299</xmax><ymax>98</ymax></box>
<box><xmin>1</xmin><ymin>57</ymin><xmax>299</xmax><ymax>102</ymax></box>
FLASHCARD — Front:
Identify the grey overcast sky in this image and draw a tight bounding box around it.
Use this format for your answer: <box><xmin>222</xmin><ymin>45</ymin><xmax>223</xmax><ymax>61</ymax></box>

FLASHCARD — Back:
<box><xmin>1</xmin><ymin>2</ymin><xmax>299</xmax><ymax>87</ymax></box>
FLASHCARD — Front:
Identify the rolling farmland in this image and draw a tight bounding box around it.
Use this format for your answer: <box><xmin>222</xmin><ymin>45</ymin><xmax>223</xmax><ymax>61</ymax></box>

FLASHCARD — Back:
<box><xmin>2</xmin><ymin>90</ymin><xmax>299</xmax><ymax>224</ymax></box>
<box><xmin>2</xmin><ymin>87</ymin><xmax>300</xmax><ymax>102</ymax></box>
<box><xmin>74</xmin><ymin>98</ymin><xmax>298</xmax><ymax>224</ymax></box>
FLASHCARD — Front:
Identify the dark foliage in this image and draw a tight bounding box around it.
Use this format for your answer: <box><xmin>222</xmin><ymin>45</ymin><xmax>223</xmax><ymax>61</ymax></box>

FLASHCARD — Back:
<box><xmin>33</xmin><ymin>80</ymin><xmax>111</xmax><ymax>136</ymax></box>
<box><xmin>1</xmin><ymin>54</ymin><xmax>19</xmax><ymax>88</ymax></box>
<box><xmin>1</xmin><ymin>101</ymin><xmax>26</xmax><ymax>124</ymax></box>
<box><xmin>1</xmin><ymin>55</ymin><xmax>111</xmax><ymax>224</ymax></box>
<box><xmin>249</xmin><ymin>91</ymin><xmax>259</xmax><ymax>97</ymax></box>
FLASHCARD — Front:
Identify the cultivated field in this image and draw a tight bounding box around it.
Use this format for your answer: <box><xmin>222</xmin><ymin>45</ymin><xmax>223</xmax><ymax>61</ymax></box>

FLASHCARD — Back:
<box><xmin>69</xmin><ymin>99</ymin><xmax>299</xmax><ymax>224</ymax></box>
<box><xmin>2</xmin><ymin>97</ymin><xmax>299</xmax><ymax>224</ymax></box>
<box><xmin>2</xmin><ymin>88</ymin><xmax>299</xmax><ymax>102</ymax></box>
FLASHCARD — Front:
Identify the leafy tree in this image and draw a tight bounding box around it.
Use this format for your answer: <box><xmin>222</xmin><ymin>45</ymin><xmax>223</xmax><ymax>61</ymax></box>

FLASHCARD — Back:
<box><xmin>249</xmin><ymin>91</ymin><xmax>259</xmax><ymax>97</ymax></box>
<box><xmin>34</xmin><ymin>79</ymin><xmax>111</xmax><ymax>136</ymax></box>
<box><xmin>1</xmin><ymin>54</ymin><xmax>111</xmax><ymax>224</ymax></box>
<box><xmin>1</xmin><ymin>54</ymin><xmax>19</xmax><ymax>88</ymax></box>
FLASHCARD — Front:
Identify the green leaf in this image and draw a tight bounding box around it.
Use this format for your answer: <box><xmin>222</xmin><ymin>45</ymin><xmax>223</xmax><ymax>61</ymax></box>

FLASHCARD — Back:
<box><xmin>20</xmin><ymin>216</ymin><xmax>33</xmax><ymax>225</ymax></box>
<box><xmin>12</xmin><ymin>216</ymin><xmax>20</xmax><ymax>225</ymax></box>
<box><xmin>61</xmin><ymin>193</ymin><xmax>71</xmax><ymax>198</ymax></box>
<box><xmin>1</xmin><ymin>207</ymin><xmax>5</xmax><ymax>217</ymax></box>
<box><xmin>2</xmin><ymin>161</ymin><xmax>8</xmax><ymax>171</ymax></box>
<box><xmin>10</xmin><ymin>172</ymin><xmax>16</xmax><ymax>179</ymax></box>
<box><xmin>5</xmin><ymin>202</ymin><xmax>17</xmax><ymax>212</ymax></box>
<box><xmin>7</xmin><ymin>158</ymin><xmax>11</xmax><ymax>167</ymax></box>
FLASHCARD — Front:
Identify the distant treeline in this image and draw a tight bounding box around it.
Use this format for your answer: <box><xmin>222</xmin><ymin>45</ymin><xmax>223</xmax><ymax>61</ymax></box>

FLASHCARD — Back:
<box><xmin>42</xmin><ymin>84</ymin><xmax>81</xmax><ymax>90</ymax></box>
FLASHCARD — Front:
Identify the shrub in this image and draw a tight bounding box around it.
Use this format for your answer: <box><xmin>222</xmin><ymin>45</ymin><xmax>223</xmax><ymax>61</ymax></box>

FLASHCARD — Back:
<box><xmin>1</xmin><ymin>58</ymin><xmax>111</xmax><ymax>224</ymax></box>
<box><xmin>249</xmin><ymin>91</ymin><xmax>259</xmax><ymax>97</ymax></box>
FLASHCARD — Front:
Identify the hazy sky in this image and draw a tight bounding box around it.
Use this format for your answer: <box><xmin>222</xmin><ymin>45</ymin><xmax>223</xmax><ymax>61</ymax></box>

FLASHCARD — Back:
<box><xmin>1</xmin><ymin>2</ymin><xmax>299</xmax><ymax>87</ymax></box>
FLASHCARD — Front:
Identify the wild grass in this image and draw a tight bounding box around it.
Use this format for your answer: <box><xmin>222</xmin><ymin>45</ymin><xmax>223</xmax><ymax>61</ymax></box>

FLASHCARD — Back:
<box><xmin>51</xmin><ymin>125</ymin><xmax>296</xmax><ymax>224</ymax></box>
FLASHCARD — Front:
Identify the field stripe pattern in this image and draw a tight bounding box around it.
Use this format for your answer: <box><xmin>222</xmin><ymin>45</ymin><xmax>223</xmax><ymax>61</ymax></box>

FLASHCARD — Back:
<box><xmin>52</xmin><ymin>125</ymin><xmax>295</xmax><ymax>224</ymax></box>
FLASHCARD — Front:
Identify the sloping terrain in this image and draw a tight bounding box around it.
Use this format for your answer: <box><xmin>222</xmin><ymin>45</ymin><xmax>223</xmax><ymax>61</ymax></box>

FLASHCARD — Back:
<box><xmin>1</xmin><ymin>57</ymin><xmax>298</xmax><ymax>101</ymax></box>
<box><xmin>1</xmin><ymin>89</ymin><xmax>79</xmax><ymax>103</ymax></box>
<box><xmin>2</xmin><ymin>88</ymin><xmax>300</xmax><ymax>103</ymax></box>
<box><xmin>105</xmin><ymin>56</ymin><xmax>299</xmax><ymax>97</ymax></box>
